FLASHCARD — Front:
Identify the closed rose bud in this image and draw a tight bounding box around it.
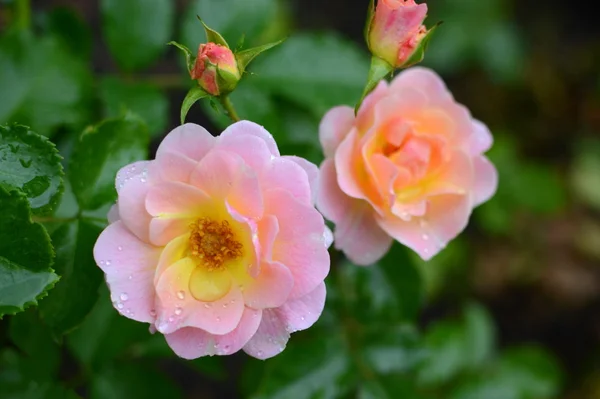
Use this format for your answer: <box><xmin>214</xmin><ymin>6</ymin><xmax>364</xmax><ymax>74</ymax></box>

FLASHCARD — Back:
<box><xmin>367</xmin><ymin>0</ymin><xmax>430</xmax><ymax>68</ymax></box>
<box><xmin>191</xmin><ymin>43</ymin><xmax>241</xmax><ymax>96</ymax></box>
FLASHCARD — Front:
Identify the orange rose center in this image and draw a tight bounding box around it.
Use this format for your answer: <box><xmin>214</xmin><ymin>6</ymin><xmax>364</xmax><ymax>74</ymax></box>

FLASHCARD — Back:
<box><xmin>188</xmin><ymin>218</ymin><xmax>243</xmax><ymax>271</ymax></box>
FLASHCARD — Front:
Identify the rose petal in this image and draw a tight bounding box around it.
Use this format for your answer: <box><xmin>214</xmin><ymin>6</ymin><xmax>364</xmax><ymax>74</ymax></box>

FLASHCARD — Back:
<box><xmin>243</xmin><ymin>309</ymin><xmax>289</xmax><ymax>360</ymax></box>
<box><xmin>216</xmin><ymin>124</ymin><xmax>274</xmax><ymax>172</ymax></box>
<box><xmin>93</xmin><ymin>221</ymin><xmax>161</xmax><ymax>323</ymax></box>
<box><xmin>472</xmin><ymin>156</ymin><xmax>498</xmax><ymax>206</ymax></box>
<box><xmin>260</xmin><ymin>157</ymin><xmax>313</xmax><ymax>205</ymax></box>
<box><xmin>219</xmin><ymin>120</ymin><xmax>280</xmax><ymax>157</ymax></box>
<box><xmin>276</xmin><ymin>282</ymin><xmax>326</xmax><ymax>333</ymax></box>
<box><xmin>116</xmin><ymin>161</ymin><xmax>151</xmax><ymax>194</ymax></box>
<box><xmin>469</xmin><ymin>119</ymin><xmax>493</xmax><ymax>155</ymax></box>
<box><xmin>156</xmin><ymin>123</ymin><xmax>215</xmax><ymax>161</ymax></box>
<box><xmin>391</xmin><ymin>67</ymin><xmax>452</xmax><ymax>102</ymax></box>
<box><xmin>283</xmin><ymin>156</ymin><xmax>320</xmax><ymax>204</ymax></box>
<box><xmin>154</xmin><ymin>150</ymin><xmax>198</xmax><ymax>183</ymax></box>
<box><xmin>146</xmin><ymin>181</ymin><xmax>211</xmax><ymax>217</ymax></box>
<box><xmin>242</xmin><ymin>261</ymin><xmax>294</xmax><ymax>309</ymax></box>
<box><xmin>266</xmin><ymin>189</ymin><xmax>329</xmax><ymax>299</ymax></box>
<box><xmin>165</xmin><ymin>307</ymin><xmax>262</xmax><ymax>358</ymax></box>
<box><xmin>319</xmin><ymin>106</ymin><xmax>355</xmax><ymax>158</ymax></box>
<box><xmin>118</xmin><ymin>175</ymin><xmax>152</xmax><ymax>242</ymax></box>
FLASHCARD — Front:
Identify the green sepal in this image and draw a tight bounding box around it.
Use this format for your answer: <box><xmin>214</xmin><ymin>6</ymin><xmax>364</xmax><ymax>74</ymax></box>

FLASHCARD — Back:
<box><xmin>235</xmin><ymin>38</ymin><xmax>286</xmax><ymax>74</ymax></box>
<box><xmin>398</xmin><ymin>23</ymin><xmax>439</xmax><ymax>69</ymax></box>
<box><xmin>181</xmin><ymin>87</ymin><xmax>209</xmax><ymax>124</ymax></box>
<box><xmin>355</xmin><ymin>56</ymin><xmax>394</xmax><ymax>113</ymax></box>
<box><xmin>216</xmin><ymin>66</ymin><xmax>240</xmax><ymax>94</ymax></box>
<box><xmin>198</xmin><ymin>17</ymin><xmax>229</xmax><ymax>48</ymax></box>
<box><xmin>364</xmin><ymin>0</ymin><xmax>375</xmax><ymax>44</ymax></box>
<box><xmin>168</xmin><ymin>41</ymin><xmax>195</xmax><ymax>74</ymax></box>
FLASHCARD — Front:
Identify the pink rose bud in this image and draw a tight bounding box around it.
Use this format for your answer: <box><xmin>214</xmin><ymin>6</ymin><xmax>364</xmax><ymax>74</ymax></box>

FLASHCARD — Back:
<box><xmin>191</xmin><ymin>43</ymin><xmax>241</xmax><ymax>96</ymax></box>
<box><xmin>367</xmin><ymin>0</ymin><xmax>431</xmax><ymax>68</ymax></box>
<box><xmin>94</xmin><ymin>121</ymin><xmax>331</xmax><ymax>360</ymax></box>
<box><xmin>317</xmin><ymin>68</ymin><xmax>498</xmax><ymax>265</ymax></box>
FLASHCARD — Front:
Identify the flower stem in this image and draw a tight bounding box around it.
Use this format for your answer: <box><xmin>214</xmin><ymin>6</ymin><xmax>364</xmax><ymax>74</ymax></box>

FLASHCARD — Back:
<box><xmin>219</xmin><ymin>95</ymin><xmax>241</xmax><ymax>122</ymax></box>
<box><xmin>15</xmin><ymin>0</ymin><xmax>31</xmax><ymax>30</ymax></box>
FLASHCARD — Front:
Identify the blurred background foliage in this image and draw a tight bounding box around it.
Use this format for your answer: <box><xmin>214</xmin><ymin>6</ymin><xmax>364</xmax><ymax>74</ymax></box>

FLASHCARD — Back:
<box><xmin>0</xmin><ymin>0</ymin><xmax>599</xmax><ymax>398</ymax></box>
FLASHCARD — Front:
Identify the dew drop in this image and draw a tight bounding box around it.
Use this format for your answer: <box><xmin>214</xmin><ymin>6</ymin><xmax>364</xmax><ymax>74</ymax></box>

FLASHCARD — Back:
<box><xmin>216</xmin><ymin>316</ymin><xmax>221</xmax><ymax>322</ymax></box>
<box><xmin>120</xmin><ymin>293</ymin><xmax>128</xmax><ymax>301</ymax></box>
<box><xmin>105</xmin><ymin>260</ymin><xmax>112</xmax><ymax>266</ymax></box>
<box><xmin>117</xmin><ymin>302</ymin><xmax>124</xmax><ymax>309</ymax></box>
<box><xmin>257</xmin><ymin>350</ymin><xmax>263</xmax><ymax>357</ymax></box>
<box><xmin>422</xmin><ymin>233</ymin><xmax>429</xmax><ymax>240</ymax></box>
<box><xmin>99</xmin><ymin>260</ymin><xmax>106</xmax><ymax>266</ymax></box>
<box><xmin>175</xmin><ymin>307</ymin><xmax>183</xmax><ymax>315</ymax></box>
<box><xmin>117</xmin><ymin>246</ymin><xmax>123</xmax><ymax>251</ymax></box>
<box><xmin>150</xmin><ymin>309</ymin><xmax>157</xmax><ymax>317</ymax></box>
<box><xmin>222</xmin><ymin>303</ymin><xmax>228</xmax><ymax>308</ymax></box>
<box><xmin>177</xmin><ymin>290</ymin><xmax>185</xmax><ymax>300</ymax></box>
<box><xmin>203</xmin><ymin>303</ymin><xmax>211</xmax><ymax>309</ymax></box>
<box><xmin>168</xmin><ymin>316</ymin><xmax>175</xmax><ymax>322</ymax></box>
<box><xmin>128</xmin><ymin>275</ymin><xmax>133</xmax><ymax>280</ymax></box>
<box><xmin>300</xmin><ymin>316</ymin><xmax>305</xmax><ymax>321</ymax></box>
<box><xmin>224</xmin><ymin>345</ymin><xmax>230</xmax><ymax>351</ymax></box>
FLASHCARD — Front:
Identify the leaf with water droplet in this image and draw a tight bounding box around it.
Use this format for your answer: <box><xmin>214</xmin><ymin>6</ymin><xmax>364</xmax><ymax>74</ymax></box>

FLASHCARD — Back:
<box><xmin>0</xmin><ymin>124</ymin><xmax>64</xmax><ymax>215</ymax></box>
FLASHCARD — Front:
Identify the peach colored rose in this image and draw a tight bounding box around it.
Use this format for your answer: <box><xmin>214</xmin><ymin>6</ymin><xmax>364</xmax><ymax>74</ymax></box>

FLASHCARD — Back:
<box><xmin>191</xmin><ymin>43</ymin><xmax>241</xmax><ymax>96</ymax></box>
<box><xmin>368</xmin><ymin>0</ymin><xmax>429</xmax><ymax>68</ymax></box>
<box><xmin>317</xmin><ymin>67</ymin><xmax>498</xmax><ymax>265</ymax></box>
<box><xmin>94</xmin><ymin>121</ymin><xmax>331</xmax><ymax>359</ymax></box>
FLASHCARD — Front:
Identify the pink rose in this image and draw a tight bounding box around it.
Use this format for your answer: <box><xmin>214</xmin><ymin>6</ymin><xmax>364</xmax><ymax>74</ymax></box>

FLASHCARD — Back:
<box><xmin>317</xmin><ymin>67</ymin><xmax>498</xmax><ymax>265</ymax></box>
<box><xmin>367</xmin><ymin>0</ymin><xmax>430</xmax><ymax>68</ymax></box>
<box><xmin>191</xmin><ymin>43</ymin><xmax>241</xmax><ymax>96</ymax></box>
<box><xmin>94</xmin><ymin>121</ymin><xmax>331</xmax><ymax>359</ymax></box>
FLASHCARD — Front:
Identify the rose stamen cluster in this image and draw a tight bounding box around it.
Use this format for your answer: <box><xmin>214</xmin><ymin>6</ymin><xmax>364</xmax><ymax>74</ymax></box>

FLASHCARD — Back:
<box><xmin>188</xmin><ymin>218</ymin><xmax>243</xmax><ymax>271</ymax></box>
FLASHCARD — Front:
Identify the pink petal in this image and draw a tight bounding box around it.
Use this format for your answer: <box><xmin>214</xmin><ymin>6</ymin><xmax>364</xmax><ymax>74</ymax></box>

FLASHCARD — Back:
<box><xmin>335</xmin><ymin>130</ymin><xmax>368</xmax><ymax>200</ymax></box>
<box><xmin>154</xmin><ymin>150</ymin><xmax>198</xmax><ymax>183</ymax></box>
<box><xmin>391</xmin><ymin>67</ymin><xmax>452</xmax><ymax>102</ymax></box>
<box><xmin>472</xmin><ymin>156</ymin><xmax>498</xmax><ymax>206</ymax></box>
<box><xmin>219</xmin><ymin>120</ymin><xmax>280</xmax><ymax>157</ymax></box>
<box><xmin>216</xmin><ymin>124</ymin><xmax>274</xmax><ymax>172</ymax></box>
<box><xmin>257</xmin><ymin>214</ymin><xmax>278</xmax><ymax>263</ymax></box>
<box><xmin>319</xmin><ymin>106</ymin><xmax>355</xmax><ymax>158</ymax></box>
<box><xmin>156</xmin><ymin>123</ymin><xmax>215</xmax><ymax>161</ymax></box>
<box><xmin>145</xmin><ymin>181</ymin><xmax>211</xmax><ymax>217</ymax></box>
<box><xmin>115</xmin><ymin>161</ymin><xmax>151</xmax><ymax>193</ymax></box>
<box><xmin>377</xmin><ymin>194</ymin><xmax>471</xmax><ymax>260</ymax></box>
<box><xmin>190</xmin><ymin>150</ymin><xmax>263</xmax><ymax>220</ymax></box>
<box><xmin>149</xmin><ymin>217</ymin><xmax>193</xmax><ymax>247</ymax></box>
<box><xmin>357</xmin><ymin>80</ymin><xmax>389</xmax><ymax>132</ymax></box>
<box><xmin>334</xmin><ymin>201</ymin><xmax>393</xmax><ymax>266</ymax></box>
<box><xmin>260</xmin><ymin>157</ymin><xmax>313</xmax><ymax>205</ymax></box>
<box><xmin>469</xmin><ymin>120</ymin><xmax>493</xmax><ymax>156</ymax></box>
<box><xmin>276</xmin><ymin>282</ymin><xmax>326</xmax><ymax>333</ymax></box>
<box><xmin>281</xmin><ymin>156</ymin><xmax>320</xmax><ymax>205</ymax></box>
<box><xmin>266</xmin><ymin>189</ymin><xmax>329</xmax><ymax>299</ymax></box>
<box><xmin>118</xmin><ymin>175</ymin><xmax>152</xmax><ymax>242</ymax></box>
<box><xmin>154</xmin><ymin>258</ymin><xmax>244</xmax><ymax>335</ymax></box>
<box><xmin>243</xmin><ymin>309</ymin><xmax>289</xmax><ymax>360</ymax></box>
<box><xmin>164</xmin><ymin>307</ymin><xmax>262</xmax><ymax>358</ymax></box>
<box><xmin>316</xmin><ymin>159</ymin><xmax>354</xmax><ymax>223</ymax></box>
<box><xmin>243</xmin><ymin>261</ymin><xmax>294</xmax><ymax>309</ymax></box>
<box><xmin>93</xmin><ymin>221</ymin><xmax>161</xmax><ymax>323</ymax></box>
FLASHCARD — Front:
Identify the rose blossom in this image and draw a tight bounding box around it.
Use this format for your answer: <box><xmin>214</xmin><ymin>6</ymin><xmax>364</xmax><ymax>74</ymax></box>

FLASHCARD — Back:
<box><xmin>317</xmin><ymin>67</ymin><xmax>498</xmax><ymax>265</ymax></box>
<box><xmin>94</xmin><ymin>121</ymin><xmax>331</xmax><ymax>359</ymax></box>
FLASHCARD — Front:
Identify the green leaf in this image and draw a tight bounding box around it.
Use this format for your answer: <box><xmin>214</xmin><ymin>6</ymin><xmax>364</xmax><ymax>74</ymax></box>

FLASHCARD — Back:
<box><xmin>101</xmin><ymin>0</ymin><xmax>174</xmax><ymax>71</ymax></box>
<box><xmin>451</xmin><ymin>346</ymin><xmax>563</xmax><ymax>399</ymax></box>
<box><xmin>0</xmin><ymin>188</ymin><xmax>53</xmax><ymax>272</ymax></box>
<box><xmin>571</xmin><ymin>138</ymin><xmax>600</xmax><ymax>210</ymax></box>
<box><xmin>8</xmin><ymin>310</ymin><xmax>61</xmax><ymax>381</ymax></box>
<box><xmin>249</xmin><ymin>335</ymin><xmax>354</xmax><ymax>399</ymax></box>
<box><xmin>0</xmin><ymin>124</ymin><xmax>64</xmax><ymax>215</ymax></box>
<box><xmin>91</xmin><ymin>363</ymin><xmax>184</xmax><ymax>399</ymax></box>
<box><xmin>0</xmin><ymin>31</ymin><xmax>93</xmax><ymax>135</ymax></box>
<box><xmin>38</xmin><ymin>219</ymin><xmax>104</xmax><ymax>336</ymax></box>
<box><xmin>46</xmin><ymin>7</ymin><xmax>92</xmax><ymax>59</ymax></box>
<box><xmin>251</xmin><ymin>33</ymin><xmax>369</xmax><ymax>117</ymax></box>
<box><xmin>417</xmin><ymin>303</ymin><xmax>496</xmax><ymax>387</ymax></box>
<box><xmin>356</xmin><ymin>56</ymin><xmax>393</xmax><ymax>112</ymax></box>
<box><xmin>168</xmin><ymin>41</ymin><xmax>195</xmax><ymax>74</ymax></box>
<box><xmin>181</xmin><ymin>87</ymin><xmax>210</xmax><ymax>124</ymax></box>
<box><xmin>0</xmin><ymin>258</ymin><xmax>58</xmax><ymax>317</ymax></box>
<box><xmin>362</xmin><ymin>324</ymin><xmax>427</xmax><ymax>375</ymax></box>
<box><xmin>99</xmin><ymin>77</ymin><xmax>169</xmax><ymax>138</ymax></box>
<box><xmin>235</xmin><ymin>38</ymin><xmax>285</xmax><ymax>73</ymax></box>
<box><xmin>359</xmin><ymin>376</ymin><xmax>427</xmax><ymax>399</ymax></box>
<box><xmin>182</xmin><ymin>0</ymin><xmax>279</xmax><ymax>50</ymax></box>
<box><xmin>200</xmin><ymin>19</ymin><xmax>229</xmax><ymax>48</ymax></box>
<box><xmin>69</xmin><ymin>115</ymin><xmax>149</xmax><ymax>211</ymax></box>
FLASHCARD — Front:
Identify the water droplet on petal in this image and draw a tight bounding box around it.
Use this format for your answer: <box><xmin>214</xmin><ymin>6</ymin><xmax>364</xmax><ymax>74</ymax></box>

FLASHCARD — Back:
<box><xmin>224</xmin><ymin>345</ymin><xmax>230</xmax><ymax>351</ymax></box>
<box><xmin>128</xmin><ymin>275</ymin><xmax>133</xmax><ymax>280</ymax></box>
<box><xmin>177</xmin><ymin>290</ymin><xmax>185</xmax><ymax>300</ymax></box>
<box><xmin>105</xmin><ymin>260</ymin><xmax>112</xmax><ymax>266</ymax></box>
<box><xmin>216</xmin><ymin>316</ymin><xmax>221</xmax><ymax>322</ymax></box>
<box><xmin>117</xmin><ymin>246</ymin><xmax>123</xmax><ymax>251</ymax></box>
<box><xmin>422</xmin><ymin>233</ymin><xmax>429</xmax><ymax>240</ymax></box>
<box><xmin>203</xmin><ymin>303</ymin><xmax>211</xmax><ymax>309</ymax></box>
<box><xmin>257</xmin><ymin>350</ymin><xmax>263</xmax><ymax>357</ymax></box>
<box><xmin>300</xmin><ymin>316</ymin><xmax>305</xmax><ymax>321</ymax></box>
<box><xmin>175</xmin><ymin>307</ymin><xmax>182</xmax><ymax>315</ymax></box>
<box><xmin>222</xmin><ymin>303</ymin><xmax>228</xmax><ymax>308</ymax></box>
<box><xmin>150</xmin><ymin>309</ymin><xmax>157</xmax><ymax>317</ymax></box>
<box><xmin>168</xmin><ymin>316</ymin><xmax>175</xmax><ymax>322</ymax></box>
<box><xmin>117</xmin><ymin>302</ymin><xmax>124</xmax><ymax>309</ymax></box>
<box><xmin>120</xmin><ymin>293</ymin><xmax>128</xmax><ymax>301</ymax></box>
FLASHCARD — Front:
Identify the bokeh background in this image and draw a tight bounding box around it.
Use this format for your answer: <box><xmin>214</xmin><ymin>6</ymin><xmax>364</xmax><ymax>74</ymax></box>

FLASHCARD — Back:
<box><xmin>1</xmin><ymin>0</ymin><xmax>599</xmax><ymax>398</ymax></box>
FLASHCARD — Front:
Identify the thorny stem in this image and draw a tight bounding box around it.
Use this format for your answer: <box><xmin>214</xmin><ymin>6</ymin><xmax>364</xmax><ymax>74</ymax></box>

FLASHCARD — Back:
<box><xmin>219</xmin><ymin>95</ymin><xmax>241</xmax><ymax>122</ymax></box>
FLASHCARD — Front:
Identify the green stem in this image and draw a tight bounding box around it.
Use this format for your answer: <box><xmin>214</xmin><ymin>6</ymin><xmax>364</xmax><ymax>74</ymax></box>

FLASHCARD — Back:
<box><xmin>219</xmin><ymin>95</ymin><xmax>241</xmax><ymax>122</ymax></box>
<box><xmin>15</xmin><ymin>0</ymin><xmax>31</xmax><ymax>30</ymax></box>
